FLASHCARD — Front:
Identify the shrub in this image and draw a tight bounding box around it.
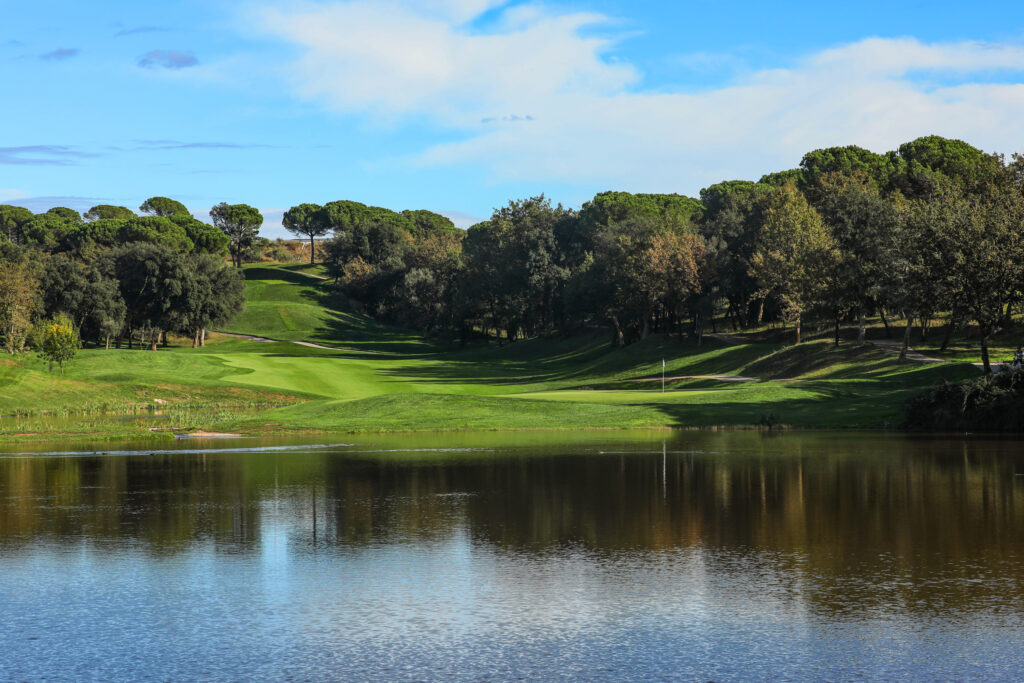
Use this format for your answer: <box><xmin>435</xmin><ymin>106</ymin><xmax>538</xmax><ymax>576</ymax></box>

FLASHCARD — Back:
<box><xmin>35</xmin><ymin>313</ymin><xmax>80</xmax><ymax>374</ymax></box>
<box><xmin>902</xmin><ymin>366</ymin><xmax>1024</xmax><ymax>432</ymax></box>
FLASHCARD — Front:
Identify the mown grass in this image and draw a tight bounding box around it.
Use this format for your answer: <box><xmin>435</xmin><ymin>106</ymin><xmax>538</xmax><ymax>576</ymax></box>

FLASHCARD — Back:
<box><xmin>222</xmin><ymin>265</ymin><xmax>429</xmax><ymax>353</ymax></box>
<box><xmin>0</xmin><ymin>262</ymin><xmax>983</xmax><ymax>441</ymax></box>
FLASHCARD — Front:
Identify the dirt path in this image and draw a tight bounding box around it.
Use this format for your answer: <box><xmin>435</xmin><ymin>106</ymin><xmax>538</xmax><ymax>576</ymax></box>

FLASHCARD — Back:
<box><xmin>705</xmin><ymin>332</ymin><xmax>745</xmax><ymax>345</ymax></box>
<box><xmin>214</xmin><ymin>331</ymin><xmax>340</xmax><ymax>351</ymax></box>
<box><xmin>867</xmin><ymin>339</ymin><xmax>947</xmax><ymax>363</ymax></box>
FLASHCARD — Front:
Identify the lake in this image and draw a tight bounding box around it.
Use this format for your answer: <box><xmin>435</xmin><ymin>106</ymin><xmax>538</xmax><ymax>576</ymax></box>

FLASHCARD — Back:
<box><xmin>1</xmin><ymin>431</ymin><xmax>1022</xmax><ymax>681</ymax></box>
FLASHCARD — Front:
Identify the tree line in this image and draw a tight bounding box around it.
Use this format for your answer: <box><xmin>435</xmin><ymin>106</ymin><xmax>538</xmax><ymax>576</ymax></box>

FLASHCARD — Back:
<box><xmin>285</xmin><ymin>136</ymin><xmax>1024</xmax><ymax>373</ymax></box>
<box><xmin>0</xmin><ymin>196</ymin><xmax>254</xmax><ymax>355</ymax></box>
<box><xmin>3</xmin><ymin>135</ymin><xmax>1023</xmax><ymax>375</ymax></box>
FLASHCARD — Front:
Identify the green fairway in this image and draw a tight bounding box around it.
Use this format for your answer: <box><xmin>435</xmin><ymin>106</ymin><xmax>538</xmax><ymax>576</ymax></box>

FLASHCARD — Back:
<box><xmin>222</xmin><ymin>265</ymin><xmax>430</xmax><ymax>353</ymax></box>
<box><xmin>0</xmin><ymin>262</ymin><xmax>981</xmax><ymax>440</ymax></box>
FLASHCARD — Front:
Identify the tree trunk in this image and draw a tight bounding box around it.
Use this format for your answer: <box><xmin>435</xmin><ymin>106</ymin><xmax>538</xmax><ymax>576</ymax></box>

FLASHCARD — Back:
<box><xmin>1004</xmin><ymin>300</ymin><xmax>1014</xmax><ymax>327</ymax></box>
<box><xmin>756</xmin><ymin>298</ymin><xmax>766</xmax><ymax>325</ymax></box>
<box><xmin>834</xmin><ymin>313</ymin><xmax>841</xmax><ymax>347</ymax></box>
<box><xmin>857</xmin><ymin>309</ymin><xmax>866</xmax><ymax>347</ymax></box>
<box><xmin>940</xmin><ymin>320</ymin><xmax>956</xmax><ymax>352</ymax></box>
<box><xmin>640</xmin><ymin>315</ymin><xmax>650</xmax><ymax>341</ymax></box>
<box><xmin>105</xmin><ymin>336</ymin><xmax>111</xmax><ymax>350</ymax></box>
<box><xmin>898</xmin><ymin>315</ymin><xmax>913</xmax><ymax>363</ymax></box>
<box><xmin>192</xmin><ymin>329</ymin><xmax>200</xmax><ymax>348</ymax></box>
<box><xmin>980</xmin><ymin>327</ymin><xmax>992</xmax><ymax>374</ymax></box>
<box><xmin>201</xmin><ymin>328</ymin><xmax>207</xmax><ymax>346</ymax></box>
<box><xmin>794</xmin><ymin>316</ymin><xmax>801</xmax><ymax>345</ymax></box>
<box><xmin>919</xmin><ymin>316</ymin><xmax>930</xmax><ymax>342</ymax></box>
<box><xmin>310</xmin><ymin>235</ymin><xmax>316</xmax><ymax>264</ymax></box>
<box><xmin>880</xmin><ymin>308</ymin><xmax>892</xmax><ymax>339</ymax></box>
<box><xmin>610</xmin><ymin>315</ymin><xmax>624</xmax><ymax>347</ymax></box>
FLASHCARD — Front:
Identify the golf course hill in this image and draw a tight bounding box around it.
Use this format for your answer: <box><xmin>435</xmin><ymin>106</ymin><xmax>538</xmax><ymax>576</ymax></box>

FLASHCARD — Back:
<box><xmin>0</xmin><ymin>262</ymin><xmax>982</xmax><ymax>440</ymax></box>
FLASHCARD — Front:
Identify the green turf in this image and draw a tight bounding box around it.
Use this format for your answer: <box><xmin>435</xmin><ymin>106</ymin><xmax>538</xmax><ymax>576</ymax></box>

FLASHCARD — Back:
<box><xmin>0</xmin><ymin>262</ymin><xmax>983</xmax><ymax>440</ymax></box>
<box><xmin>222</xmin><ymin>265</ymin><xmax>429</xmax><ymax>353</ymax></box>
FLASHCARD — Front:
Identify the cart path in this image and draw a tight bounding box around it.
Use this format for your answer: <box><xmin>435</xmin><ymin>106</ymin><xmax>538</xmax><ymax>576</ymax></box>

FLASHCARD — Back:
<box><xmin>213</xmin><ymin>331</ymin><xmax>342</xmax><ymax>351</ymax></box>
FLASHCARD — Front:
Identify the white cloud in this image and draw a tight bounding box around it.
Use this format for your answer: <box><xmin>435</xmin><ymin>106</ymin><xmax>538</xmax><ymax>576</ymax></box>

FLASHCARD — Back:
<box><xmin>257</xmin><ymin>2</ymin><xmax>1024</xmax><ymax>194</ymax></box>
<box><xmin>257</xmin><ymin>1</ymin><xmax>635</xmax><ymax>125</ymax></box>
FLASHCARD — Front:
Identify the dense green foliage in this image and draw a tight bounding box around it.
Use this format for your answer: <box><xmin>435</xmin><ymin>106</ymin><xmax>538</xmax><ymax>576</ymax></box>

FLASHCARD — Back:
<box><xmin>272</xmin><ymin>136</ymin><xmax>1024</xmax><ymax>374</ymax></box>
<box><xmin>903</xmin><ymin>367</ymin><xmax>1024</xmax><ymax>432</ymax></box>
<box><xmin>0</xmin><ymin>197</ymin><xmax>246</xmax><ymax>352</ymax></box>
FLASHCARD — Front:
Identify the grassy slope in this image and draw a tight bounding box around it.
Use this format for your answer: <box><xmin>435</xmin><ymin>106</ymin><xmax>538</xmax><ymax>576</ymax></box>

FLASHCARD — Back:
<box><xmin>0</xmin><ymin>263</ymin><xmax>979</xmax><ymax>439</ymax></box>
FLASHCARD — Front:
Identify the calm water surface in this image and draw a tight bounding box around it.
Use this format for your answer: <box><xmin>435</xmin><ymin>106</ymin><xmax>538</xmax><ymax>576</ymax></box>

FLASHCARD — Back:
<box><xmin>1</xmin><ymin>431</ymin><xmax>1023</xmax><ymax>681</ymax></box>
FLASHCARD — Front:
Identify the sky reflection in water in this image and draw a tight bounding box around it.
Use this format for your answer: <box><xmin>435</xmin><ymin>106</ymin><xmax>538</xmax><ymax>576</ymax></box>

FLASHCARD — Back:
<box><xmin>1</xmin><ymin>432</ymin><xmax>1022</xmax><ymax>681</ymax></box>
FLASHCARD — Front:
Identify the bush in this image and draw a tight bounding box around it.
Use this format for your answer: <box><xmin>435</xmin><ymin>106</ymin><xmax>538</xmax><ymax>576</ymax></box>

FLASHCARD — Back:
<box><xmin>34</xmin><ymin>313</ymin><xmax>80</xmax><ymax>374</ymax></box>
<box><xmin>902</xmin><ymin>366</ymin><xmax>1024</xmax><ymax>432</ymax></box>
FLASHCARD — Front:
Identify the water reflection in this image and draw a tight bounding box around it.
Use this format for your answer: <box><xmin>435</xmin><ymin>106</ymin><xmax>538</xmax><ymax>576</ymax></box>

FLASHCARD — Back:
<box><xmin>1</xmin><ymin>432</ymin><xmax>1023</xmax><ymax>680</ymax></box>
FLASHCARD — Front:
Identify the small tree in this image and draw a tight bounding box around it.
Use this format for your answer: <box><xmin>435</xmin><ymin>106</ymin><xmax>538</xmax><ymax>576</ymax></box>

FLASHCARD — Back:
<box><xmin>37</xmin><ymin>313</ymin><xmax>79</xmax><ymax>374</ymax></box>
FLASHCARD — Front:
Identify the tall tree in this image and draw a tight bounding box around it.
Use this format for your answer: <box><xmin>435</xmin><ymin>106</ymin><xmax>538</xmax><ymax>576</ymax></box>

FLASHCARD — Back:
<box><xmin>45</xmin><ymin>207</ymin><xmax>82</xmax><ymax>224</ymax></box>
<box><xmin>168</xmin><ymin>214</ymin><xmax>230</xmax><ymax>255</ymax></box>
<box><xmin>812</xmin><ymin>172</ymin><xmax>900</xmax><ymax>345</ymax></box>
<box><xmin>41</xmin><ymin>253</ymin><xmax>124</xmax><ymax>348</ymax></box>
<box><xmin>698</xmin><ymin>181</ymin><xmax>772</xmax><ymax>328</ymax></box>
<box><xmin>0</xmin><ymin>205</ymin><xmax>35</xmax><ymax>242</ymax></box>
<box><xmin>400</xmin><ymin>209</ymin><xmax>458</xmax><ymax>237</ymax></box>
<box><xmin>84</xmin><ymin>205</ymin><xmax>135</xmax><ymax>221</ymax></box>
<box><xmin>911</xmin><ymin>172</ymin><xmax>1024</xmax><ymax>372</ymax></box>
<box><xmin>283</xmin><ymin>203</ymin><xmax>329</xmax><ymax>264</ymax></box>
<box><xmin>0</xmin><ymin>260</ymin><xmax>39</xmax><ymax>354</ymax></box>
<box><xmin>109</xmin><ymin>243</ymin><xmax>188</xmax><ymax>349</ymax></box>
<box><xmin>749</xmin><ymin>184</ymin><xmax>839</xmax><ymax>344</ymax></box>
<box><xmin>178</xmin><ymin>254</ymin><xmax>246</xmax><ymax>347</ymax></box>
<box><xmin>210</xmin><ymin>203</ymin><xmax>263</xmax><ymax>267</ymax></box>
<box><xmin>459</xmin><ymin>196</ymin><xmax>572</xmax><ymax>341</ymax></box>
<box><xmin>139</xmin><ymin>196</ymin><xmax>189</xmax><ymax>217</ymax></box>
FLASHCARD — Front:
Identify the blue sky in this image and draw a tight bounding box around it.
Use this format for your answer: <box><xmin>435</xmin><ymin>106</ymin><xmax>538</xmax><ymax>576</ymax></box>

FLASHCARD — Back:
<box><xmin>3</xmin><ymin>0</ymin><xmax>1024</xmax><ymax>236</ymax></box>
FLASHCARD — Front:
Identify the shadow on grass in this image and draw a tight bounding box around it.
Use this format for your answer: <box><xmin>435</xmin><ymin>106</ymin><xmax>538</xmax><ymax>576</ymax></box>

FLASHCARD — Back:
<box><xmin>620</xmin><ymin>379</ymin><xmax>930</xmax><ymax>429</ymax></box>
<box><xmin>239</xmin><ymin>266</ymin><xmax>439</xmax><ymax>355</ymax></box>
<box><xmin>371</xmin><ymin>334</ymin><xmax>777</xmax><ymax>389</ymax></box>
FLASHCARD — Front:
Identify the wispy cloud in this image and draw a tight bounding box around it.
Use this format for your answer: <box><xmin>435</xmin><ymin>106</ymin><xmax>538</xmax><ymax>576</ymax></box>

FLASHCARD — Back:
<box><xmin>0</xmin><ymin>145</ymin><xmax>96</xmax><ymax>166</ymax></box>
<box><xmin>115</xmin><ymin>26</ymin><xmax>169</xmax><ymax>38</ymax></box>
<box><xmin>5</xmin><ymin>39</ymin><xmax>24</xmax><ymax>48</ymax></box>
<box><xmin>130</xmin><ymin>139</ymin><xmax>276</xmax><ymax>150</ymax></box>
<box><xmin>257</xmin><ymin>1</ymin><xmax>1024</xmax><ymax>192</ymax></box>
<box><xmin>480</xmin><ymin>115</ymin><xmax>534</xmax><ymax>124</ymax></box>
<box><xmin>137</xmin><ymin>49</ymin><xmax>198</xmax><ymax>69</ymax></box>
<box><xmin>40</xmin><ymin>48</ymin><xmax>79</xmax><ymax>61</ymax></box>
